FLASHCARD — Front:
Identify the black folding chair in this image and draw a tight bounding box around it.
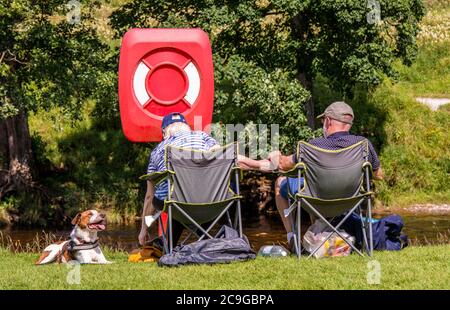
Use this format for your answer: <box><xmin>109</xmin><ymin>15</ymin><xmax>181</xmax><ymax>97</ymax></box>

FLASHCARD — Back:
<box><xmin>140</xmin><ymin>143</ymin><xmax>243</xmax><ymax>254</ymax></box>
<box><xmin>283</xmin><ymin>140</ymin><xmax>374</xmax><ymax>258</ymax></box>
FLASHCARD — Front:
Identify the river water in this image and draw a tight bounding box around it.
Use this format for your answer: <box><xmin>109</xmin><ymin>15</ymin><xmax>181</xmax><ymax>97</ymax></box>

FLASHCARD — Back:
<box><xmin>1</xmin><ymin>211</ymin><xmax>449</xmax><ymax>252</ymax></box>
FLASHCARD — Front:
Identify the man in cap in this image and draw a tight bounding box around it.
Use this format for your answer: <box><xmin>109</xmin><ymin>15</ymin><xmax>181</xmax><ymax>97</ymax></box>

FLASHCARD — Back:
<box><xmin>268</xmin><ymin>101</ymin><xmax>383</xmax><ymax>251</ymax></box>
<box><xmin>139</xmin><ymin>112</ymin><xmax>274</xmax><ymax>246</ymax></box>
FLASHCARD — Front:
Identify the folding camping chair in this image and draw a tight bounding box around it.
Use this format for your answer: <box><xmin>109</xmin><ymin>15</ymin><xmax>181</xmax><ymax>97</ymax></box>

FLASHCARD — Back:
<box><xmin>140</xmin><ymin>143</ymin><xmax>243</xmax><ymax>254</ymax></box>
<box><xmin>283</xmin><ymin>140</ymin><xmax>374</xmax><ymax>258</ymax></box>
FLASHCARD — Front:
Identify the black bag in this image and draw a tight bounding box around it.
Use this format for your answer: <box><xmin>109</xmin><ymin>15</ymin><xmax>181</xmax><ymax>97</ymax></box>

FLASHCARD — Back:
<box><xmin>158</xmin><ymin>226</ymin><xmax>256</xmax><ymax>267</ymax></box>
<box><xmin>336</xmin><ymin>213</ymin><xmax>408</xmax><ymax>251</ymax></box>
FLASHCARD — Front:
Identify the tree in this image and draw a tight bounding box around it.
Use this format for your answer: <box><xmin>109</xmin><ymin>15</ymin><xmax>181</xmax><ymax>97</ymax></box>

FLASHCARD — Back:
<box><xmin>0</xmin><ymin>0</ymin><xmax>113</xmax><ymax>200</ymax></box>
<box><xmin>284</xmin><ymin>0</ymin><xmax>425</xmax><ymax>126</ymax></box>
<box><xmin>110</xmin><ymin>0</ymin><xmax>314</xmax><ymax>153</ymax></box>
<box><xmin>110</xmin><ymin>0</ymin><xmax>424</xmax><ymax>131</ymax></box>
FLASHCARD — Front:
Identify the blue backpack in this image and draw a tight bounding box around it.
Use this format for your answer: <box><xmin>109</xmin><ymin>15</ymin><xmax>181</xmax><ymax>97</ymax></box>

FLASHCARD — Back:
<box><xmin>334</xmin><ymin>213</ymin><xmax>408</xmax><ymax>251</ymax></box>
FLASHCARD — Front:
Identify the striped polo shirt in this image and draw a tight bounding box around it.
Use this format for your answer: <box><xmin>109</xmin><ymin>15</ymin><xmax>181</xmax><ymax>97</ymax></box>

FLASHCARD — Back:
<box><xmin>147</xmin><ymin>131</ymin><xmax>218</xmax><ymax>200</ymax></box>
<box><xmin>293</xmin><ymin>131</ymin><xmax>380</xmax><ymax>170</ymax></box>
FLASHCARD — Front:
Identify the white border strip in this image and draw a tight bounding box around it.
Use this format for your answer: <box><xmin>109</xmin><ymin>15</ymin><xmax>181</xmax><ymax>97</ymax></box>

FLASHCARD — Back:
<box><xmin>183</xmin><ymin>62</ymin><xmax>200</xmax><ymax>106</ymax></box>
<box><xmin>133</xmin><ymin>62</ymin><xmax>151</xmax><ymax>106</ymax></box>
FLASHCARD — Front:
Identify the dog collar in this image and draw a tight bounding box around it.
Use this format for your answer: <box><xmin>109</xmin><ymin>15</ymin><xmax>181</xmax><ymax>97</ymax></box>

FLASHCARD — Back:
<box><xmin>67</xmin><ymin>239</ymin><xmax>99</xmax><ymax>252</ymax></box>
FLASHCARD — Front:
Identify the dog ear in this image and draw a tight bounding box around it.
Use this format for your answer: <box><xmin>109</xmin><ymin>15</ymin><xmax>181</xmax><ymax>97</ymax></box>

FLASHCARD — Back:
<box><xmin>71</xmin><ymin>213</ymin><xmax>81</xmax><ymax>225</ymax></box>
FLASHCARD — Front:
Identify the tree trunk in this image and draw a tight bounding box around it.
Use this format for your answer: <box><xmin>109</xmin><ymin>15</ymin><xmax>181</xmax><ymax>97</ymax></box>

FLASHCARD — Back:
<box><xmin>0</xmin><ymin>110</ymin><xmax>35</xmax><ymax>200</ymax></box>
<box><xmin>292</xmin><ymin>13</ymin><xmax>315</xmax><ymax>129</ymax></box>
<box><xmin>298</xmin><ymin>72</ymin><xmax>315</xmax><ymax>128</ymax></box>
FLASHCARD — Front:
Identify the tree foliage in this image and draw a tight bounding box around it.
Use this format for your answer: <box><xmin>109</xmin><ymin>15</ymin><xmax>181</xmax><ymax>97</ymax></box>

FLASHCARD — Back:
<box><xmin>0</xmin><ymin>0</ymin><xmax>428</xmax><ymax>223</ymax></box>
<box><xmin>280</xmin><ymin>0</ymin><xmax>426</xmax><ymax>93</ymax></box>
<box><xmin>110</xmin><ymin>0</ymin><xmax>314</xmax><ymax>152</ymax></box>
<box><xmin>0</xmin><ymin>0</ymin><xmax>114</xmax><ymax>120</ymax></box>
<box><xmin>110</xmin><ymin>0</ymin><xmax>425</xmax><ymax>150</ymax></box>
<box><xmin>0</xmin><ymin>0</ymin><xmax>114</xmax><ymax>201</ymax></box>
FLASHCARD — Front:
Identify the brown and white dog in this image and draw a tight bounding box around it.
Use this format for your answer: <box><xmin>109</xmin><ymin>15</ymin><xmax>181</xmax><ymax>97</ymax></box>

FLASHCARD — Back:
<box><xmin>36</xmin><ymin>210</ymin><xmax>111</xmax><ymax>265</ymax></box>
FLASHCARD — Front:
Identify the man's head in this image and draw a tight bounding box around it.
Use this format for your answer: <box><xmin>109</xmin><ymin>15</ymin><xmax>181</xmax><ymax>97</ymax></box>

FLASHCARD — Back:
<box><xmin>317</xmin><ymin>101</ymin><xmax>354</xmax><ymax>137</ymax></box>
<box><xmin>161</xmin><ymin>112</ymin><xmax>191</xmax><ymax>139</ymax></box>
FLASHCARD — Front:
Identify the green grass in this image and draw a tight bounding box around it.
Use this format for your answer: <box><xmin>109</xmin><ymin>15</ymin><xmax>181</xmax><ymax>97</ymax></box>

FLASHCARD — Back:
<box><xmin>370</xmin><ymin>78</ymin><xmax>450</xmax><ymax>207</ymax></box>
<box><xmin>0</xmin><ymin>245</ymin><xmax>448</xmax><ymax>289</ymax></box>
<box><xmin>395</xmin><ymin>42</ymin><xmax>450</xmax><ymax>98</ymax></box>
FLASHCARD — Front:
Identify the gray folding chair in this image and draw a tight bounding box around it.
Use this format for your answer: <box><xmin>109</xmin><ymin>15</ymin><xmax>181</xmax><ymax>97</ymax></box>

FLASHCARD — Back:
<box><xmin>140</xmin><ymin>143</ymin><xmax>243</xmax><ymax>254</ymax></box>
<box><xmin>283</xmin><ymin>140</ymin><xmax>374</xmax><ymax>258</ymax></box>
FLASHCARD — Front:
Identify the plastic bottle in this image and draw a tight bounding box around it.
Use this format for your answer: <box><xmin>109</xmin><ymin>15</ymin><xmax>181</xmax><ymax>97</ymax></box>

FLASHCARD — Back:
<box><xmin>258</xmin><ymin>245</ymin><xmax>289</xmax><ymax>257</ymax></box>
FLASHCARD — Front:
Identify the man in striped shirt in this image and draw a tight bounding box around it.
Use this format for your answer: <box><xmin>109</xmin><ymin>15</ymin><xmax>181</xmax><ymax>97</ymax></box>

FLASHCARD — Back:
<box><xmin>139</xmin><ymin>113</ymin><xmax>273</xmax><ymax>245</ymax></box>
<box><xmin>269</xmin><ymin>101</ymin><xmax>383</xmax><ymax>251</ymax></box>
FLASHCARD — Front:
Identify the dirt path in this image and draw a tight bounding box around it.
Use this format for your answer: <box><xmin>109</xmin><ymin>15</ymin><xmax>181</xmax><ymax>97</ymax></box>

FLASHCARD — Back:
<box><xmin>416</xmin><ymin>97</ymin><xmax>450</xmax><ymax>111</ymax></box>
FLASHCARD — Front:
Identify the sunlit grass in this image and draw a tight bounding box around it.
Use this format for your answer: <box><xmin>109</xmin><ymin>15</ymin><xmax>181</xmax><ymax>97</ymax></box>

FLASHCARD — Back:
<box><xmin>0</xmin><ymin>245</ymin><xmax>448</xmax><ymax>289</ymax></box>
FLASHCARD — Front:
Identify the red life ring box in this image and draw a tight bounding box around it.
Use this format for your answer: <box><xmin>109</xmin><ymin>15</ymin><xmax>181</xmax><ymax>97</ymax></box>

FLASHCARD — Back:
<box><xmin>118</xmin><ymin>28</ymin><xmax>214</xmax><ymax>142</ymax></box>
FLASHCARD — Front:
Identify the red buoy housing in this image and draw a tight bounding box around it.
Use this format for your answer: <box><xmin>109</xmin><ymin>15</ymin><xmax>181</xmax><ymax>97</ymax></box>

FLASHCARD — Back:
<box><xmin>118</xmin><ymin>28</ymin><xmax>214</xmax><ymax>142</ymax></box>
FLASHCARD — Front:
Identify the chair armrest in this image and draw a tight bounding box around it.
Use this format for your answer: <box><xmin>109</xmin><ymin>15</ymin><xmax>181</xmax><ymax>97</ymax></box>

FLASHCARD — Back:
<box><xmin>277</xmin><ymin>163</ymin><xmax>305</xmax><ymax>177</ymax></box>
<box><xmin>139</xmin><ymin>170</ymin><xmax>174</xmax><ymax>185</ymax></box>
<box><xmin>362</xmin><ymin>162</ymin><xmax>374</xmax><ymax>179</ymax></box>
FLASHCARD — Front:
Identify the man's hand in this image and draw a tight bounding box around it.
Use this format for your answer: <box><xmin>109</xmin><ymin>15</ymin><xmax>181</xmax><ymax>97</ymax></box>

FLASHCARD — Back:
<box><xmin>269</xmin><ymin>151</ymin><xmax>296</xmax><ymax>171</ymax></box>
<box><xmin>138</xmin><ymin>225</ymin><xmax>148</xmax><ymax>246</ymax></box>
<box><xmin>373</xmin><ymin>167</ymin><xmax>383</xmax><ymax>180</ymax></box>
<box><xmin>267</xmin><ymin>151</ymin><xmax>281</xmax><ymax>170</ymax></box>
<box><xmin>237</xmin><ymin>155</ymin><xmax>276</xmax><ymax>171</ymax></box>
<box><xmin>258</xmin><ymin>159</ymin><xmax>277</xmax><ymax>172</ymax></box>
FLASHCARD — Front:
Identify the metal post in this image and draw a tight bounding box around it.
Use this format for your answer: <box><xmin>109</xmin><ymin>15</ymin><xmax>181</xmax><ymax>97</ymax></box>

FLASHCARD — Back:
<box><xmin>168</xmin><ymin>204</ymin><xmax>173</xmax><ymax>254</ymax></box>
<box><xmin>235</xmin><ymin>170</ymin><xmax>243</xmax><ymax>238</ymax></box>
<box><xmin>365</xmin><ymin>167</ymin><xmax>373</xmax><ymax>256</ymax></box>
<box><xmin>296</xmin><ymin>169</ymin><xmax>302</xmax><ymax>259</ymax></box>
<box><xmin>158</xmin><ymin>217</ymin><xmax>169</xmax><ymax>254</ymax></box>
<box><xmin>167</xmin><ymin>178</ymin><xmax>173</xmax><ymax>254</ymax></box>
<box><xmin>359</xmin><ymin>205</ymin><xmax>369</xmax><ymax>254</ymax></box>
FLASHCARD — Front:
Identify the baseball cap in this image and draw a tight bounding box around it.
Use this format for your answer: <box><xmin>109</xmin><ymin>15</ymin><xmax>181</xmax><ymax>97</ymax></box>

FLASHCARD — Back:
<box><xmin>316</xmin><ymin>101</ymin><xmax>354</xmax><ymax>124</ymax></box>
<box><xmin>161</xmin><ymin>112</ymin><xmax>187</xmax><ymax>130</ymax></box>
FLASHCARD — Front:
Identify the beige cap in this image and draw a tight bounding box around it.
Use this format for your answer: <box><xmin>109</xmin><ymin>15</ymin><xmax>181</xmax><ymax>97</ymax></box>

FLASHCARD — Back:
<box><xmin>316</xmin><ymin>101</ymin><xmax>354</xmax><ymax>124</ymax></box>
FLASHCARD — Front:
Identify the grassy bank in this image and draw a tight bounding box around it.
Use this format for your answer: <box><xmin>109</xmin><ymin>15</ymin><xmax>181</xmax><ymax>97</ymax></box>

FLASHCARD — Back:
<box><xmin>0</xmin><ymin>245</ymin><xmax>448</xmax><ymax>290</ymax></box>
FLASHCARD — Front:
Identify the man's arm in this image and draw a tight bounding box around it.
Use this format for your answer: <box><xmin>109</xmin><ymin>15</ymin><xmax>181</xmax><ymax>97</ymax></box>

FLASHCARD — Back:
<box><xmin>279</xmin><ymin>154</ymin><xmax>296</xmax><ymax>171</ymax></box>
<box><xmin>138</xmin><ymin>181</ymin><xmax>155</xmax><ymax>245</ymax></box>
<box><xmin>268</xmin><ymin>151</ymin><xmax>296</xmax><ymax>171</ymax></box>
<box><xmin>367</xmin><ymin>141</ymin><xmax>382</xmax><ymax>180</ymax></box>
<box><xmin>237</xmin><ymin>155</ymin><xmax>276</xmax><ymax>172</ymax></box>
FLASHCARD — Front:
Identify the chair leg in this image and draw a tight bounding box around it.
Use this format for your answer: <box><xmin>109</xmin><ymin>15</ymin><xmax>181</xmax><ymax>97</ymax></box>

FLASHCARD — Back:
<box><xmin>296</xmin><ymin>200</ymin><xmax>301</xmax><ymax>259</ymax></box>
<box><xmin>158</xmin><ymin>216</ymin><xmax>169</xmax><ymax>254</ymax></box>
<box><xmin>364</xmin><ymin>167</ymin><xmax>374</xmax><ymax>256</ymax></box>
<box><xmin>168</xmin><ymin>204</ymin><xmax>173</xmax><ymax>254</ymax></box>
<box><xmin>359</xmin><ymin>207</ymin><xmax>370</xmax><ymax>254</ymax></box>
<box><xmin>367</xmin><ymin>197</ymin><xmax>374</xmax><ymax>256</ymax></box>
<box><xmin>180</xmin><ymin>230</ymin><xmax>195</xmax><ymax>247</ymax></box>
<box><xmin>226</xmin><ymin>210</ymin><xmax>233</xmax><ymax>227</ymax></box>
<box><xmin>303</xmin><ymin>199</ymin><xmax>365</xmax><ymax>258</ymax></box>
<box><xmin>196</xmin><ymin>202</ymin><xmax>234</xmax><ymax>241</ymax></box>
<box><xmin>237</xmin><ymin>200</ymin><xmax>243</xmax><ymax>238</ymax></box>
<box><xmin>234</xmin><ymin>171</ymin><xmax>243</xmax><ymax>238</ymax></box>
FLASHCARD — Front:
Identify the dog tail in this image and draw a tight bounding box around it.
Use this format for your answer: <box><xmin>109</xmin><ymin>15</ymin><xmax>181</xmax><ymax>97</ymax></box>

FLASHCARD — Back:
<box><xmin>35</xmin><ymin>241</ymin><xmax>69</xmax><ymax>265</ymax></box>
